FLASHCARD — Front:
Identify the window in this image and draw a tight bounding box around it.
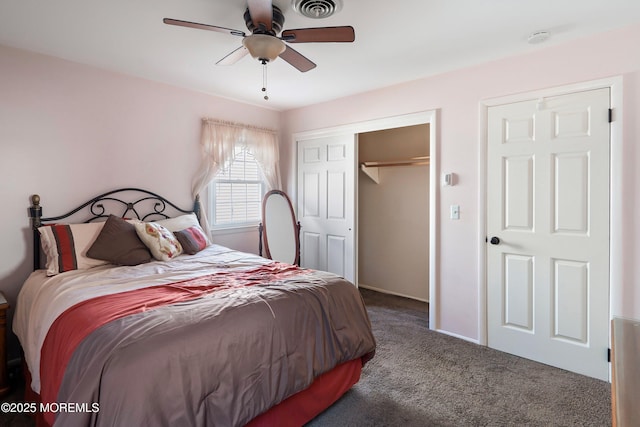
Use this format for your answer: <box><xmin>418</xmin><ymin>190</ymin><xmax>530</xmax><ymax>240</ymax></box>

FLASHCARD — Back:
<box><xmin>210</xmin><ymin>146</ymin><xmax>266</xmax><ymax>228</ymax></box>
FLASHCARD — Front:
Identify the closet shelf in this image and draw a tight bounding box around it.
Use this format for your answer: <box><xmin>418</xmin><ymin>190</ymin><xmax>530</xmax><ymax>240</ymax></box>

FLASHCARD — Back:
<box><xmin>360</xmin><ymin>156</ymin><xmax>429</xmax><ymax>184</ymax></box>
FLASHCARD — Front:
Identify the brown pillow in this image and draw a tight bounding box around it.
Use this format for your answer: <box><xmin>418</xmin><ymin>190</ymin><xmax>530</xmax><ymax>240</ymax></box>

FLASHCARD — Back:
<box><xmin>174</xmin><ymin>226</ymin><xmax>208</xmax><ymax>255</ymax></box>
<box><xmin>87</xmin><ymin>215</ymin><xmax>152</xmax><ymax>265</ymax></box>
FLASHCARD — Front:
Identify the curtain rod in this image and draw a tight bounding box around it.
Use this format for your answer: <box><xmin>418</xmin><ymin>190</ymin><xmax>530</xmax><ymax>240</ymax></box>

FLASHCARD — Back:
<box><xmin>202</xmin><ymin>118</ymin><xmax>277</xmax><ymax>135</ymax></box>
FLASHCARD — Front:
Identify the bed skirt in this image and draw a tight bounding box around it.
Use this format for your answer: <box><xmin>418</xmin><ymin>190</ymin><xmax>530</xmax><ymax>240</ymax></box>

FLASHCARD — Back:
<box><xmin>23</xmin><ymin>357</ymin><xmax>363</xmax><ymax>427</ymax></box>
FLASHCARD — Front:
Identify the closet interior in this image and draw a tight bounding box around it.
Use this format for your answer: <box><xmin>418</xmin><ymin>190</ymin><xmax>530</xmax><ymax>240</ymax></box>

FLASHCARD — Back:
<box><xmin>357</xmin><ymin>124</ymin><xmax>430</xmax><ymax>301</ymax></box>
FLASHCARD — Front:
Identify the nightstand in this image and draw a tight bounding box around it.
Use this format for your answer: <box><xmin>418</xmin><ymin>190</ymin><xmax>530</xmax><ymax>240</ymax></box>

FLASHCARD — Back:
<box><xmin>0</xmin><ymin>292</ymin><xmax>9</xmax><ymax>398</ymax></box>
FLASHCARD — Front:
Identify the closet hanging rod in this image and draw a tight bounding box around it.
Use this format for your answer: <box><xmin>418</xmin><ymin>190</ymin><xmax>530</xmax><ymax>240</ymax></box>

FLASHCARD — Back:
<box><xmin>359</xmin><ymin>157</ymin><xmax>429</xmax><ymax>184</ymax></box>
<box><xmin>360</xmin><ymin>157</ymin><xmax>430</xmax><ymax>168</ymax></box>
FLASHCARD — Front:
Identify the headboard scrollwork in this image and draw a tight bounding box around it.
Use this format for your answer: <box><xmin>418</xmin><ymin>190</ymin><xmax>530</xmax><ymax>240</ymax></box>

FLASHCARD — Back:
<box><xmin>29</xmin><ymin>188</ymin><xmax>202</xmax><ymax>270</ymax></box>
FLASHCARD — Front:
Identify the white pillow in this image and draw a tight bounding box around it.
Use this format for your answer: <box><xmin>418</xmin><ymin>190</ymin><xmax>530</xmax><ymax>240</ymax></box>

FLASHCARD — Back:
<box><xmin>134</xmin><ymin>222</ymin><xmax>183</xmax><ymax>261</ymax></box>
<box><xmin>39</xmin><ymin>222</ymin><xmax>109</xmax><ymax>276</ymax></box>
<box><xmin>155</xmin><ymin>213</ymin><xmax>210</xmax><ymax>245</ymax></box>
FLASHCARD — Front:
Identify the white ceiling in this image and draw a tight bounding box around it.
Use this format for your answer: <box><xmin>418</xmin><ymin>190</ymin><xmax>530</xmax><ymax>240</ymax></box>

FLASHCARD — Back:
<box><xmin>1</xmin><ymin>0</ymin><xmax>639</xmax><ymax>111</ymax></box>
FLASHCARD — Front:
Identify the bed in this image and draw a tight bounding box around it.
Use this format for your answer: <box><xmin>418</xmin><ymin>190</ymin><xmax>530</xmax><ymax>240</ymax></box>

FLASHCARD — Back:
<box><xmin>13</xmin><ymin>188</ymin><xmax>376</xmax><ymax>427</ymax></box>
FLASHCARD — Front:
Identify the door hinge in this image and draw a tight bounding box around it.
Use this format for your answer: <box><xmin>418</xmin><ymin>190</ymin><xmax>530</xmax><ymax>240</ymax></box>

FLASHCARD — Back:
<box><xmin>608</xmin><ymin>108</ymin><xmax>613</xmax><ymax>123</ymax></box>
<box><xmin>607</xmin><ymin>348</ymin><xmax>611</xmax><ymax>362</ymax></box>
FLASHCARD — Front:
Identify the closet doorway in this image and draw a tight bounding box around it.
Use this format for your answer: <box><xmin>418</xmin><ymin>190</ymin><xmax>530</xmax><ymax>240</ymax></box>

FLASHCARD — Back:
<box><xmin>358</xmin><ymin>125</ymin><xmax>430</xmax><ymax>301</ymax></box>
<box><xmin>294</xmin><ymin>110</ymin><xmax>438</xmax><ymax>329</ymax></box>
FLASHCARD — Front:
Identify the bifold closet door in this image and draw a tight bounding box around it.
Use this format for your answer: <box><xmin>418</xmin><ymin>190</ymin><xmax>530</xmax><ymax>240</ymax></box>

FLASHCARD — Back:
<box><xmin>297</xmin><ymin>135</ymin><xmax>356</xmax><ymax>283</ymax></box>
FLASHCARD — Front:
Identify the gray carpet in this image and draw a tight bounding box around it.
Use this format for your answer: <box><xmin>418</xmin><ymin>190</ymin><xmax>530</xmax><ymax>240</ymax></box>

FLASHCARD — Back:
<box><xmin>308</xmin><ymin>288</ymin><xmax>612</xmax><ymax>426</ymax></box>
<box><xmin>0</xmin><ymin>289</ymin><xmax>611</xmax><ymax>427</ymax></box>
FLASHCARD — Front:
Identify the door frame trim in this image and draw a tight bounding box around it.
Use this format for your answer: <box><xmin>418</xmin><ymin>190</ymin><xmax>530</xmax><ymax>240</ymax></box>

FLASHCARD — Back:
<box><xmin>478</xmin><ymin>77</ymin><xmax>623</xmax><ymax>358</ymax></box>
<box><xmin>293</xmin><ymin>110</ymin><xmax>440</xmax><ymax>330</ymax></box>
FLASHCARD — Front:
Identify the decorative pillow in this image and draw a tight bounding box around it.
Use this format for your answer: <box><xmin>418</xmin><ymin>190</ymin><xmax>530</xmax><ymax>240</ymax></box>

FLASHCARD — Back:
<box><xmin>156</xmin><ymin>213</ymin><xmax>210</xmax><ymax>246</ymax></box>
<box><xmin>134</xmin><ymin>222</ymin><xmax>183</xmax><ymax>261</ymax></box>
<box><xmin>174</xmin><ymin>226</ymin><xmax>208</xmax><ymax>255</ymax></box>
<box><xmin>86</xmin><ymin>215</ymin><xmax>152</xmax><ymax>266</ymax></box>
<box><xmin>39</xmin><ymin>222</ymin><xmax>109</xmax><ymax>276</ymax></box>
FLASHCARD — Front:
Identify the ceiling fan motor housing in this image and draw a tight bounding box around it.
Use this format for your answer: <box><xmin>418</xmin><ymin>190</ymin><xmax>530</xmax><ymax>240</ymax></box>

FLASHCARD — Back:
<box><xmin>244</xmin><ymin>5</ymin><xmax>284</xmax><ymax>35</ymax></box>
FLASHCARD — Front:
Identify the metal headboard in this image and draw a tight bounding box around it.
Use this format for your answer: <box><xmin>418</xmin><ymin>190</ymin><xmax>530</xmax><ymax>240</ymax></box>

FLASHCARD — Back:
<box><xmin>29</xmin><ymin>188</ymin><xmax>201</xmax><ymax>270</ymax></box>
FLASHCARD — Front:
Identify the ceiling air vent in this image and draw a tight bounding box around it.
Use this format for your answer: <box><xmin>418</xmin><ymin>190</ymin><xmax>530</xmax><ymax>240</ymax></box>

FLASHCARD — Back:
<box><xmin>292</xmin><ymin>0</ymin><xmax>343</xmax><ymax>19</ymax></box>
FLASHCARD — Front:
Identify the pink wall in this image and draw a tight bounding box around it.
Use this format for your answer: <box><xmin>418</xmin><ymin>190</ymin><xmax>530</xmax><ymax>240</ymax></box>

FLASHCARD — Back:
<box><xmin>280</xmin><ymin>23</ymin><xmax>640</xmax><ymax>341</ymax></box>
<box><xmin>0</xmin><ymin>44</ymin><xmax>279</xmax><ymax>359</ymax></box>
<box><xmin>1</xmin><ymin>22</ymin><xmax>639</xmax><ymax>356</ymax></box>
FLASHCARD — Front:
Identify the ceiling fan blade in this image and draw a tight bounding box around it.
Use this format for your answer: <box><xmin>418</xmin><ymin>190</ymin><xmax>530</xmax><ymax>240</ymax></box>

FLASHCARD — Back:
<box><xmin>281</xmin><ymin>26</ymin><xmax>355</xmax><ymax>43</ymax></box>
<box><xmin>163</xmin><ymin>18</ymin><xmax>245</xmax><ymax>37</ymax></box>
<box><xmin>279</xmin><ymin>46</ymin><xmax>316</xmax><ymax>72</ymax></box>
<box><xmin>216</xmin><ymin>46</ymin><xmax>249</xmax><ymax>66</ymax></box>
<box><xmin>247</xmin><ymin>0</ymin><xmax>273</xmax><ymax>32</ymax></box>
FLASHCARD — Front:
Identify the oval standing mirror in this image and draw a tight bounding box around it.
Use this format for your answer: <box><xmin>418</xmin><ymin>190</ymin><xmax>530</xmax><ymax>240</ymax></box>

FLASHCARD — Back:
<box><xmin>260</xmin><ymin>190</ymin><xmax>300</xmax><ymax>265</ymax></box>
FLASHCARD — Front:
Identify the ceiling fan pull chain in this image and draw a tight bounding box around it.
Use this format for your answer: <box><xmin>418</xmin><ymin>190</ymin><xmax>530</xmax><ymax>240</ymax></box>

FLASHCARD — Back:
<box><xmin>262</xmin><ymin>60</ymin><xmax>269</xmax><ymax>101</ymax></box>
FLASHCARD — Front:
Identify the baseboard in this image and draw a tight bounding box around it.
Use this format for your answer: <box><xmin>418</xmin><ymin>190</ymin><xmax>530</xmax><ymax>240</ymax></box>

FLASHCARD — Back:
<box><xmin>358</xmin><ymin>283</ymin><xmax>429</xmax><ymax>303</ymax></box>
<box><xmin>359</xmin><ymin>284</ymin><xmax>479</xmax><ymax>344</ymax></box>
<box><xmin>435</xmin><ymin>328</ymin><xmax>480</xmax><ymax>345</ymax></box>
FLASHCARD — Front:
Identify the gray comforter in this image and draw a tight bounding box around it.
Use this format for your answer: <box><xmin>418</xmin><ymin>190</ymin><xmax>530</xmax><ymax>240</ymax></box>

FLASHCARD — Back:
<box><xmin>52</xmin><ymin>259</ymin><xmax>376</xmax><ymax>426</ymax></box>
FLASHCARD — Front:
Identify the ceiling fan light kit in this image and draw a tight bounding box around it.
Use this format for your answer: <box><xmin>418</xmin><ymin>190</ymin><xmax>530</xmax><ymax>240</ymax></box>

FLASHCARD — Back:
<box><xmin>243</xmin><ymin>34</ymin><xmax>286</xmax><ymax>62</ymax></box>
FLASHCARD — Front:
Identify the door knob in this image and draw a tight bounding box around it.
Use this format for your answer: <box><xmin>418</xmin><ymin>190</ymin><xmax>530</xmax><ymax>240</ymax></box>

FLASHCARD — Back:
<box><xmin>490</xmin><ymin>236</ymin><xmax>500</xmax><ymax>245</ymax></box>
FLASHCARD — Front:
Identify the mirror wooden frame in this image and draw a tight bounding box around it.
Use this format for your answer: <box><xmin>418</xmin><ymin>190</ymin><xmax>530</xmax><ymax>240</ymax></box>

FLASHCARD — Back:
<box><xmin>259</xmin><ymin>190</ymin><xmax>301</xmax><ymax>266</ymax></box>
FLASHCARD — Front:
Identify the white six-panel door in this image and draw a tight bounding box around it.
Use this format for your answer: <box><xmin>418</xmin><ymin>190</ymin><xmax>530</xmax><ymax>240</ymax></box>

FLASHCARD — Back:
<box><xmin>487</xmin><ymin>88</ymin><xmax>610</xmax><ymax>380</ymax></box>
<box><xmin>297</xmin><ymin>135</ymin><xmax>356</xmax><ymax>282</ymax></box>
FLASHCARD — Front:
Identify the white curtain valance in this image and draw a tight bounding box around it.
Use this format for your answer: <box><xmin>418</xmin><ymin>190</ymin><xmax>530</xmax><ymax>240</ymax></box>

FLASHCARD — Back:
<box><xmin>192</xmin><ymin>118</ymin><xmax>282</xmax><ymax>235</ymax></box>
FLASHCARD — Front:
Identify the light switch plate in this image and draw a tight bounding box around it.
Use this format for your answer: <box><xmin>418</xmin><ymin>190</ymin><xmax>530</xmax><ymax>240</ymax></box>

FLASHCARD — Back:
<box><xmin>450</xmin><ymin>205</ymin><xmax>460</xmax><ymax>220</ymax></box>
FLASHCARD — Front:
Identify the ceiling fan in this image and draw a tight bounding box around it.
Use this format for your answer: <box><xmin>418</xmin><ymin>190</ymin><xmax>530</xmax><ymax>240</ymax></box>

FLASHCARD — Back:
<box><xmin>163</xmin><ymin>0</ymin><xmax>355</xmax><ymax>73</ymax></box>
